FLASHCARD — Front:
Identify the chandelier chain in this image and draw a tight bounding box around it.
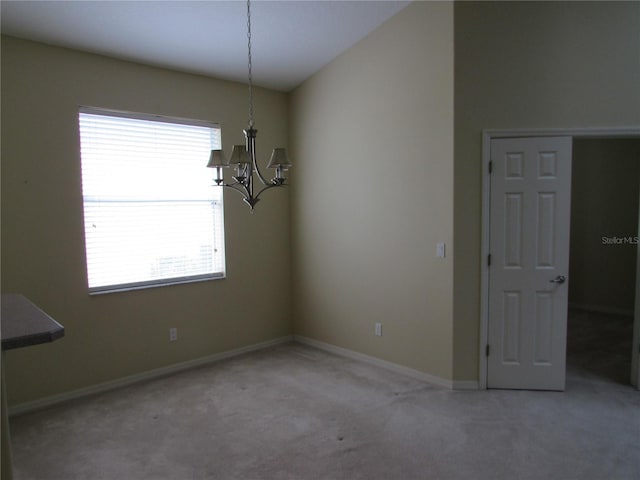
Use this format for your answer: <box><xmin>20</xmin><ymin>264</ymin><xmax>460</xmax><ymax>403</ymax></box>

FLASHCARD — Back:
<box><xmin>247</xmin><ymin>0</ymin><xmax>254</xmax><ymax>128</ymax></box>
<box><xmin>207</xmin><ymin>0</ymin><xmax>291</xmax><ymax>212</ymax></box>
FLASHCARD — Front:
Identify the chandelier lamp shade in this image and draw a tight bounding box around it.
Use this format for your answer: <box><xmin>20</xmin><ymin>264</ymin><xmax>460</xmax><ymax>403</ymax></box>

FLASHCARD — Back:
<box><xmin>207</xmin><ymin>0</ymin><xmax>292</xmax><ymax>211</ymax></box>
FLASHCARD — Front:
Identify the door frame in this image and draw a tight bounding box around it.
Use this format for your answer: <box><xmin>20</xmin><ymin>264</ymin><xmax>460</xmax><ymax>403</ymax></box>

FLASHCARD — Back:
<box><xmin>479</xmin><ymin>126</ymin><xmax>640</xmax><ymax>390</ymax></box>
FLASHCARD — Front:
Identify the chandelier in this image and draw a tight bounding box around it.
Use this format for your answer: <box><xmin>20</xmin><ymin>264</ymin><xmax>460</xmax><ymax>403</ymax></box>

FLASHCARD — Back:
<box><xmin>207</xmin><ymin>0</ymin><xmax>292</xmax><ymax>211</ymax></box>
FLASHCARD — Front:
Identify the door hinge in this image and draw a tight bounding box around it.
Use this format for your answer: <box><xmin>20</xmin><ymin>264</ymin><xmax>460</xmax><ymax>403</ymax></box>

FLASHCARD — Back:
<box><xmin>487</xmin><ymin>254</ymin><xmax>492</xmax><ymax>266</ymax></box>
<box><xmin>486</xmin><ymin>344</ymin><xmax>490</xmax><ymax>357</ymax></box>
<box><xmin>488</xmin><ymin>161</ymin><xmax>493</xmax><ymax>174</ymax></box>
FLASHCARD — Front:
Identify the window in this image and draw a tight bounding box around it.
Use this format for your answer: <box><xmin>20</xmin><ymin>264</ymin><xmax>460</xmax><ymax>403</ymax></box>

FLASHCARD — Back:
<box><xmin>78</xmin><ymin>107</ymin><xmax>225</xmax><ymax>294</ymax></box>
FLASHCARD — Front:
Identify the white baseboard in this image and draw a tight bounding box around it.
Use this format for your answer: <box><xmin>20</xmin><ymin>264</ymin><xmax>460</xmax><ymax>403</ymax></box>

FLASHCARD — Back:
<box><xmin>569</xmin><ymin>303</ymin><xmax>634</xmax><ymax>317</ymax></box>
<box><xmin>451</xmin><ymin>380</ymin><xmax>480</xmax><ymax>390</ymax></box>
<box><xmin>9</xmin><ymin>335</ymin><xmax>293</xmax><ymax>417</ymax></box>
<box><xmin>293</xmin><ymin>335</ymin><xmax>479</xmax><ymax>391</ymax></box>
<box><xmin>10</xmin><ymin>334</ymin><xmax>481</xmax><ymax>416</ymax></box>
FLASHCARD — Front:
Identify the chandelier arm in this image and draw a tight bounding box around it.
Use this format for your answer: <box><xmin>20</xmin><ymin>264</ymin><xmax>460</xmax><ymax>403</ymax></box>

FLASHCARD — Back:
<box><xmin>254</xmin><ymin>182</ymin><xmax>285</xmax><ymax>201</ymax></box>
<box><xmin>218</xmin><ymin>178</ymin><xmax>246</xmax><ymax>190</ymax></box>
<box><xmin>245</xmin><ymin>127</ymin><xmax>272</xmax><ymax>186</ymax></box>
<box><xmin>220</xmin><ymin>182</ymin><xmax>251</xmax><ymax>199</ymax></box>
<box><xmin>251</xmin><ymin>150</ymin><xmax>272</xmax><ymax>188</ymax></box>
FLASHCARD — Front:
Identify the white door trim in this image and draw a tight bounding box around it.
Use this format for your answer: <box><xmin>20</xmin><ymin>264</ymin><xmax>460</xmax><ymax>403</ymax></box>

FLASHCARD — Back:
<box><xmin>479</xmin><ymin>126</ymin><xmax>640</xmax><ymax>389</ymax></box>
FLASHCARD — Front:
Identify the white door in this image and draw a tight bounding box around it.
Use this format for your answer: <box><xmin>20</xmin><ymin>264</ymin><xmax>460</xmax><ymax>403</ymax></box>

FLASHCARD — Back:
<box><xmin>488</xmin><ymin>136</ymin><xmax>572</xmax><ymax>390</ymax></box>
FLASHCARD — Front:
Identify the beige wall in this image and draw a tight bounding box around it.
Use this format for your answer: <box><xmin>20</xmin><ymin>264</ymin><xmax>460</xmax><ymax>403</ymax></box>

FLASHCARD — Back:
<box><xmin>569</xmin><ymin>139</ymin><xmax>640</xmax><ymax>314</ymax></box>
<box><xmin>1</xmin><ymin>36</ymin><xmax>291</xmax><ymax>406</ymax></box>
<box><xmin>290</xmin><ymin>2</ymin><xmax>455</xmax><ymax>380</ymax></box>
<box><xmin>453</xmin><ymin>1</ymin><xmax>640</xmax><ymax>380</ymax></box>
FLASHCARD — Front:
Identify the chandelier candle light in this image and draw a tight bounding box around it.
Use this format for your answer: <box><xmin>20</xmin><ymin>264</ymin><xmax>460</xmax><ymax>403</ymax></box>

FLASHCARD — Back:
<box><xmin>207</xmin><ymin>0</ymin><xmax>292</xmax><ymax>211</ymax></box>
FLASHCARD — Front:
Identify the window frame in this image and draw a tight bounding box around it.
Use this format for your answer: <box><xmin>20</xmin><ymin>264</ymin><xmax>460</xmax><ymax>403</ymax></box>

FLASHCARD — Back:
<box><xmin>78</xmin><ymin>106</ymin><xmax>226</xmax><ymax>295</ymax></box>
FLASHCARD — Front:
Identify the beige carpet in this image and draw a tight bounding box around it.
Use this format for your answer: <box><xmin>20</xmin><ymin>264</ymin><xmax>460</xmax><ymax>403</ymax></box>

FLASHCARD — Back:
<box><xmin>8</xmin><ymin>330</ymin><xmax>640</xmax><ymax>480</ymax></box>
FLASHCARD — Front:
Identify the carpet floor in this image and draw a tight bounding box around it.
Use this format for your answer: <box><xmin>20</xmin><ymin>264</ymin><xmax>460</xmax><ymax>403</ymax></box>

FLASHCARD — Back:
<box><xmin>9</xmin><ymin>313</ymin><xmax>640</xmax><ymax>480</ymax></box>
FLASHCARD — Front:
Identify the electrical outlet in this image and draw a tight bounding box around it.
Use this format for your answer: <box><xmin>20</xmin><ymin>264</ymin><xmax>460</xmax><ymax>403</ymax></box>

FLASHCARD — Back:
<box><xmin>169</xmin><ymin>327</ymin><xmax>178</xmax><ymax>341</ymax></box>
<box><xmin>375</xmin><ymin>322</ymin><xmax>382</xmax><ymax>336</ymax></box>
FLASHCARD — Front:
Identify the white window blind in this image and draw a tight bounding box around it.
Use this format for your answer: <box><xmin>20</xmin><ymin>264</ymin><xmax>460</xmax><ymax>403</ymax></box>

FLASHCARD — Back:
<box><xmin>78</xmin><ymin>108</ymin><xmax>225</xmax><ymax>293</ymax></box>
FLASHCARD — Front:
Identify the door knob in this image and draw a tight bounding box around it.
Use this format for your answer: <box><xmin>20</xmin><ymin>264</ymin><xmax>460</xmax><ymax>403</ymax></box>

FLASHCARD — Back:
<box><xmin>549</xmin><ymin>275</ymin><xmax>566</xmax><ymax>284</ymax></box>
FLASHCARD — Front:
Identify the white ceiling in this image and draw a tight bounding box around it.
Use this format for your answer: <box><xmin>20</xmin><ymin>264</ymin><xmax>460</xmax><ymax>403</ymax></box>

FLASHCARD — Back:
<box><xmin>0</xmin><ymin>0</ymin><xmax>411</xmax><ymax>92</ymax></box>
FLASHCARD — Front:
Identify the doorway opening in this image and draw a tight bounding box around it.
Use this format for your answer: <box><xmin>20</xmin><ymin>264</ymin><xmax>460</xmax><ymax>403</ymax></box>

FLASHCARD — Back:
<box><xmin>567</xmin><ymin>138</ymin><xmax>640</xmax><ymax>385</ymax></box>
<box><xmin>479</xmin><ymin>128</ymin><xmax>640</xmax><ymax>390</ymax></box>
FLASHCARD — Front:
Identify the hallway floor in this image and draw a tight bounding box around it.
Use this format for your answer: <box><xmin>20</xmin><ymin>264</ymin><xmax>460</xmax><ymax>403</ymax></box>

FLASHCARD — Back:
<box><xmin>567</xmin><ymin>308</ymin><xmax>634</xmax><ymax>385</ymax></box>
